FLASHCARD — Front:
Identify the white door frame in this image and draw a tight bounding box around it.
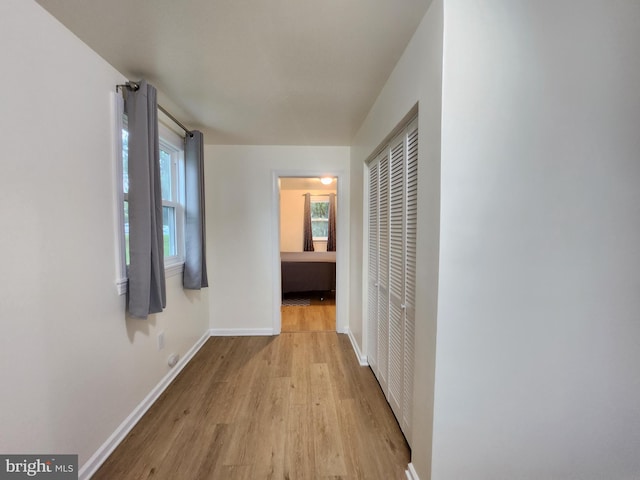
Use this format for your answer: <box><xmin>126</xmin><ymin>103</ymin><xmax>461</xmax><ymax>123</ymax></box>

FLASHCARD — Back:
<box><xmin>271</xmin><ymin>169</ymin><xmax>348</xmax><ymax>335</ymax></box>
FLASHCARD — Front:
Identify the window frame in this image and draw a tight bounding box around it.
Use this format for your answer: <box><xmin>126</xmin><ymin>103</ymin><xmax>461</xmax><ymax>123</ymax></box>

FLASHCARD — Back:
<box><xmin>114</xmin><ymin>93</ymin><xmax>127</xmax><ymax>294</ymax></box>
<box><xmin>157</xmin><ymin>122</ymin><xmax>186</xmax><ymax>270</ymax></box>
<box><xmin>310</xmin><ymin>197</ymin><xmax>330</xmax><ymax>241</ymax></box>
<box><xmin>114</xmin><ymin>95</ymin><xmax>186</xmax><ymax>295</ymax></box>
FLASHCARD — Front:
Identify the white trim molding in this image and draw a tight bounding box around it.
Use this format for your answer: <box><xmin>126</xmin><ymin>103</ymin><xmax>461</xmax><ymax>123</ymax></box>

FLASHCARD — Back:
<box><xmin>346</xmin><ymin>328</ymin><xmax>369</xmax><ymax>366</ymax></box>
<box><xmin>115</xmin><ymin>277</ymin><xmax>127</xmax><ymax>296</ymax></box>
<box><xmin>406</xmin><ymin>463</ymin><xmax>420</xmax><ymax>480</ymax></box>
<box><xmin>165</xmin><ymin>261</ymin><xmax>184</xmax><ymax>278</ymax></box>
<box><xmin>78</xmin><ymin>330</ymin><xmax>210</xmax><ymax>480</ymax></box>
<box><xmin>209</xmin><ymin>328</ymin><xmax>274</xmax><ymax>337</ymax></box>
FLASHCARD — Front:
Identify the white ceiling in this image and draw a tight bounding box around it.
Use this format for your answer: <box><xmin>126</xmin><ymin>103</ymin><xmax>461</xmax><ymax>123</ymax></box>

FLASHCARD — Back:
<box><xmin>36</xmin><ymin>0</ymin><xmax>431</xmax><ymax>145</ymax></box>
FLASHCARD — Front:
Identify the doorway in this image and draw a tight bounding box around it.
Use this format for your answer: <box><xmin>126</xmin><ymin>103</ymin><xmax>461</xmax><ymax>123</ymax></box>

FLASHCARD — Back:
<box><xmin>278</xmin><ymin>177</ymin><xmax>337</xmax><ymax>332</ymax></box>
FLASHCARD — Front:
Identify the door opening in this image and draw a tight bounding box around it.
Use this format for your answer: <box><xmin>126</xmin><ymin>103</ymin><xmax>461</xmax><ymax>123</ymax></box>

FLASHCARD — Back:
<box><xmin>278</xmin><ymin>176</ymin><xmax>337</xmax><ymax>332</ymax></box>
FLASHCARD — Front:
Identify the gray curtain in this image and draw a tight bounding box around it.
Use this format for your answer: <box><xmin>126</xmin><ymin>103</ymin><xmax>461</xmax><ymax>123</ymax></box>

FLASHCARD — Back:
<box><xmin>124</xmin><ymin>80</ymin><xmax>166</xmax><ymax>318</ymax></box>
<box><xmin>303</xmin><ymin>193</ymin><xmax>314</xmax><ymax>251</ymax></box>
<box><xmin>183</xmin><ymin>131</ymin><xmax>209</xmax><ymax>289</ymax></box>
<box><xmin>327</xmin><ymin>193</ymin><xmax>336</xmax><ymax>252</ymax></box>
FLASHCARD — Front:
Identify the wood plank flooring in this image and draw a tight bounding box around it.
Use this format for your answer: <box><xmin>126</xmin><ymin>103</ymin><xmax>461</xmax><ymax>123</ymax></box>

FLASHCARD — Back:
<box><xmin>281</xmin><ymin>292</ymin><xmax>335</xmax><ymax>332</ymax></box>
<box><xmin>92</xmin><ymin>333</ymin><xmax>409</xmax><ymax>480</ymax></box>
<box><xmin>281</xmin><ymin>305</ymin><xmax>335</xmax><ymax>332</ymax></box>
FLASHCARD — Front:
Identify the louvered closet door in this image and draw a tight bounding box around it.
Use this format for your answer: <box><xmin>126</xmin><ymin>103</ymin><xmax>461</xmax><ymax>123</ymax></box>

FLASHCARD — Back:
<box><xmin>401</xmin><ymin>119</ymin><xmax>418</xmax><ymax>440</ymax></box>
<box><xmin>377</xmin><ymin>151</ymin><xmax>390</xmax><ymax>395</ymax></box>
<box><xmin>366</xmin><ymin>116</ymin><xmax>418</xmax><ymax>447</ymax></box>
<box><xmin>367</xmin><ymin>156</ymin><xmax>379</xmax><ymax>376</ymax></box>
<box><xmin>388</xmin><ymin>133</ymin><xmax>406</xmax><ymax>420</ymax></box>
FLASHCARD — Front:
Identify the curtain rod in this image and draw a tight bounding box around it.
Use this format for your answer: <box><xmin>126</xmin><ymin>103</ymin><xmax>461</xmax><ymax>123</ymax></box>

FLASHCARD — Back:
<box><xmin>301</xmin><ymin>194</ymin><xmax>334</xmax><ymax>197</ymax></box>
<box><xmin>117</xmin><ymin>82</ymin><xmax>193</xmax><ymax>138</ymax></box>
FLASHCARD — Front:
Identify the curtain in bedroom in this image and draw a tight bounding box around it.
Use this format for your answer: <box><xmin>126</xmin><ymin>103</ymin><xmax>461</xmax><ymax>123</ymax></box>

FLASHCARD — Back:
<box><xmin>303</xmin><ymin>193</ymin><xmax>314</xmax><ymax>251</ymax></box>
<box><xmin>123</xmin><ymin>79</ymin><xmax>166</xmax><ymax>318</ymax></box>
<box><xmin>327</xmin><ymin>192</ymin><xmax>336</xmax><ymax>251</ymax></box>
<box><xmin>183</xmin><ymin>130</ymin><xmax>209</xmax><ymax>290</ymax></box>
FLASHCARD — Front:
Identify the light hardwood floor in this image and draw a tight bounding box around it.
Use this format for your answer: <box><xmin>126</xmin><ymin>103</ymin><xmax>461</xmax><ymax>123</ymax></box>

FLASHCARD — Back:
<box><xmin>281</xmin><ymin>296</ymin><xmax>335</xmax><ymax>332</ymax></box>
<box><xmin>93</xmin><ymin>333</ymin><xmax>410</xmax><ymax>479</ymax></box>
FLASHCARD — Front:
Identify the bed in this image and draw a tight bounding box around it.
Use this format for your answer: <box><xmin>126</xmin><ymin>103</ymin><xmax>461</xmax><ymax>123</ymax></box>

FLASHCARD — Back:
<box><xmin>281</xmin><ymin>251</ymin><xmax>336</xmax><ymax>294</ymax></box>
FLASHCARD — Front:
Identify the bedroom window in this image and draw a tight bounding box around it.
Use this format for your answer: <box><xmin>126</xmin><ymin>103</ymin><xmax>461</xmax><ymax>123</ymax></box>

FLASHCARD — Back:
<box><xmin>122</xmin><ymin>123</ymin><xmax>129</xmax><ymax>264</ymax></box>
<box><xmin>121</xmin><ymin>117</ymin><xmax>185</xmax><ymax>268</ymax></box>
<box><xmin>311</xmin><ymin>198</ymin><xmax>329</xmax><ymax>240</ymax></box>
<box><xmin>157</xmin><ymin>126</ymin><xmax>185</xmax><ymax>266</ymax></box>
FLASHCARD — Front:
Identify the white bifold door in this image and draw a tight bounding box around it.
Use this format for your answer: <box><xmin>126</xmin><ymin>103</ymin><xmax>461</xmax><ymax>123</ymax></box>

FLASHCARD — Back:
<box><xmin>367</xmin><ymin>117</ymin><xmax>418</xmax><ymax>444</ymax></box>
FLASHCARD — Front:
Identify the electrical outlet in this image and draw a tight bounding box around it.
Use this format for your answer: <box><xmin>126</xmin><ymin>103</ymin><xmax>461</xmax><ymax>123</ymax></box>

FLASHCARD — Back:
<box><xmin>157</xmin><ymin>331</ymin><xmax>165</xmax><ymax>351</ymax></box>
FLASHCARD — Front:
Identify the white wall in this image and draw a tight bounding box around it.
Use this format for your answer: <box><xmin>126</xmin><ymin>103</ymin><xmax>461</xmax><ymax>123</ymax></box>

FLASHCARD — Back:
<box><xmin>432</xmin><ymin>1</ymin><xmax>640</xmax><ymax>479</ymax></box>
<box><xmin>0</xmin><ymin>0</ymin><xmax>209</xmax><ymax>471</ymax></box>
<box><xmin>350</xmin><ymin>0</ymin><xmax>443</xmax><ymax>477</ymax></box>
<box><xmin>204</xmin><ymin>145</ymin><xmax>349</xmax><ymax>333</ymax></box>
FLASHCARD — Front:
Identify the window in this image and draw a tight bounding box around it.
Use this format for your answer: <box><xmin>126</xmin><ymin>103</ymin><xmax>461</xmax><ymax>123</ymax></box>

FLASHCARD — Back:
<box><xmin>121</xmin><ymin>117</ymin><xmax>185</xmax><ymax>269</ymax></box>
<box><xmin>158</xmin><ymin>126</ymin><xmax>185</xmax><ymax>266</ymax></box>
<box><xmin>311</xmin><ymin>198</ymin><xmax>329</xmax><ymax>240</ymax></box>
<box><xmin>122</xmin><ymin>121</ymin><xmax>130</xmax><ymax>264</ymax></box>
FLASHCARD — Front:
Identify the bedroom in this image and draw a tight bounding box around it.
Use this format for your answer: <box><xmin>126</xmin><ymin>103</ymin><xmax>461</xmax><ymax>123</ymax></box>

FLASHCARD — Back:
<box><xmin>279</xmin><ymin>177</ymin><xmax>337</xmax><ymax>332</ymax></box>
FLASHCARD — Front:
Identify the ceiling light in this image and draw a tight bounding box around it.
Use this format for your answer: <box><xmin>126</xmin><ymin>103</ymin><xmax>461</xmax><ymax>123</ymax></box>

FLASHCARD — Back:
<box><xmin>320</xmin><ymin>177</ymin><xmax>333</xmax><ymax>185</ymax></box>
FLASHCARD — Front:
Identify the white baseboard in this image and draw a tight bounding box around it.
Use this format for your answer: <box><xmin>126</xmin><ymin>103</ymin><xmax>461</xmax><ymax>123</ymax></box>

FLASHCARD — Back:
<box><xmin>346</xmin><ymin>327</ymin><xmax>369</xmax><ymax>366</ymax></box>
<box><xmin>209</xmin><ymin>327</ymin><xmax>274</xmax><ymax>336</ymax></box>
<box><xmin>406</xmin><ymin>463</ymin><xmax>420</xmax><ymax>480</ymax></box>
<box><xmin>78</xmin><ymin>330</ymin><xmax>210</xmax><ymax>480</ymax></box>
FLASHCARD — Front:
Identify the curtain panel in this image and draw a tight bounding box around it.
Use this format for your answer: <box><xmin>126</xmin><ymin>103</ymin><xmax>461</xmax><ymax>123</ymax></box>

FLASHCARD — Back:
<box><xmin>124</xmin><ymin>80</ymin><xmax>166</xmax><ymax>318</ymax></box>
<box><xmin>183</xmin><ymin>131</ymin><xmax>209</xmax><ymax>289</ymax></box>
<box><xmin>327</xmin><ymin>193</ymin><xmax>336</xmax><ymax>252</ymax></box>
<box><xmin>303</xmin><ymin>193</ymin><xmax>314</xmax><ymax>251</ymax></box>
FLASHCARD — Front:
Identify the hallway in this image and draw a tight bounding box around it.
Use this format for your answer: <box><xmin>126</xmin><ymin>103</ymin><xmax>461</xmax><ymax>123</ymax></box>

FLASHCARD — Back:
<box><xmin>93</xmin><ymin>333</ymin><xmax>409</xmax><ymax>479</ymax></box>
